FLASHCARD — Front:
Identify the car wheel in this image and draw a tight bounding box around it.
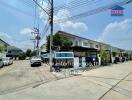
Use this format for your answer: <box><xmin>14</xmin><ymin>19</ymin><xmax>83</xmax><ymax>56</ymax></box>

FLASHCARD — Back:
<box><xmin>0</xmin><ymin>65</ymin><xmax>3</xmax><ymax>68</ymax></box>
<box><xmin>31</xmin><ymin>64</ymin><xmax>34</xmax><ymax>67</ymax></box>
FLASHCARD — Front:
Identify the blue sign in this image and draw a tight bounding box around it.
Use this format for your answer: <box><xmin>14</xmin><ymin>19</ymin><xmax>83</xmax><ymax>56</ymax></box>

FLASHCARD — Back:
<box><xmin>111</xmin><ymin>5</ymin><xmax>124</xmax><ymax>16</ymax></box>
<box><xmin>55</xmin><ymin>52</ymin><xmax>74</xmax><ymax>59</ymax></box>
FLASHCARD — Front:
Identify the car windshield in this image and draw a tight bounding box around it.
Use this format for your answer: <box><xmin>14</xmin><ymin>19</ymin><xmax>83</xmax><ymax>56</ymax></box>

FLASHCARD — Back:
<box><xmin>32</xmin><ymin>56</ymin><xmax>41</xmax><ymax>59</ymax></box>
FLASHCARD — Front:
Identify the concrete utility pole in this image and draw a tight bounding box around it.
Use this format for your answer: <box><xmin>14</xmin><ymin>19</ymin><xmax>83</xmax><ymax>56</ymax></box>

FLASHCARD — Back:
<box><xmin>31</xmin><ymin>27</ymin><xmax>41</xmax><ymax>56</ymax></box>
<box><xmin>35</xmin><ymin>27</ymin><xmax>41</xmax><ymax>56</ymax></box>
<box><xmin>49</xmin><ymin>0</ymin><xmax>54</xmax><ymax>72</ymax></box>
<box><xmin>33</xmin><ymin>0</ymin><xmax>54</xmax><ymax>71</ymax></box>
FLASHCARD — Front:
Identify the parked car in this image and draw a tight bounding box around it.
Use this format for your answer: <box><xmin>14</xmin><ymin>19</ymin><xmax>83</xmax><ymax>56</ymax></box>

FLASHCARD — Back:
<box><xmin>2</xmin><ymin>57</ymin><xmax>13</xmax><ymax>66</ymax></box>
<box><xmin>30</xmin><ymin>56</ymin><xmax>42</xmax><ymax>67</ymax></box>
<box><xmin>8</xmin><ymin>57</ymin><xmax>13</xmax><ymax>65</ymax></box>
<box><xmin>0</xmin><ymin>58</ymin><xmax>3</xmax><ymax>68</ymax></box>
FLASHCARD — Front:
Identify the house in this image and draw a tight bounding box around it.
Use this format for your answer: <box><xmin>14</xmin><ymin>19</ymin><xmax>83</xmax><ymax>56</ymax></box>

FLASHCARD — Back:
<box><xmin>0</xmin><ymin>38</ymin><xmax>10</xmax><ymax>51</ymax></box>
<box><xmin>6</xmin><ymin>46</ymin><xmax>23</xmax><ymax>60</ymax></box>
<box><xmin>58</xmin><ymin>31</ymin><xmax>112</xmax><ymax>55</ymax></box>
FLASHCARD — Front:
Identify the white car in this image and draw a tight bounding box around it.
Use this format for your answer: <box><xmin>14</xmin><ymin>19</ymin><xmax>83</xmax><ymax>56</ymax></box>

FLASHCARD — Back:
<box><xmin>30</xmin><ymin>56</ymin><xmax>42</xmax><ymax>67</ymax></box>
<box><xmin>2</xmin><ymin>57</ymin><xmax>13</xmax><ymax>66</ymax></box>
<box><xmin>8</xmin><ymin>57</ymin><xmax>13</xmax><ymax>65</ymax></box>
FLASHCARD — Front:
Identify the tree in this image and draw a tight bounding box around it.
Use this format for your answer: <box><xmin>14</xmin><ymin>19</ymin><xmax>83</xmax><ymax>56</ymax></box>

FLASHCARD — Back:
<box><xmin>31</xmin><ymin>50</ymin><xmax>37</xmax><ymax>56</ymax></box>
<box><xmin>26</xmin><ymin>49</ymin><xmax>32</xmax><ymax>57</ymax></box>
<box><xmin>18</xmin><ymin>52</ymin><xmax>26</xmax><ymax>60</ymax></box>
<box><xmin>112</xmin><ymin>52</ymin><xmax>117</xmax><ymax>57</ymax></box>
<box><xmin>46</xmin><ymin>33</ymin><xmax>73</xmax><ymax>51</ymax></box>
<box><xmin>0</xmin><ymin>44</ymin><xmax>5</xmax><ymax>53</ymax></box>
<box><xmin>128</xmin><ymin>52</ymin><xmax>132</xmax><ymax>60</ymax></box>
<box><xmin>99</xmin><ymin>49</ymin><xmax>109</xmax><ymax>65</ymax></box>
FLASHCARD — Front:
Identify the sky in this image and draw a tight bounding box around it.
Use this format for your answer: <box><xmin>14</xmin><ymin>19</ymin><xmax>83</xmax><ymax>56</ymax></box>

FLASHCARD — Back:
<box><xmin>0</xmin><ymin>0</ymin><xmax>132</xmax><ymax>51</ymax></box>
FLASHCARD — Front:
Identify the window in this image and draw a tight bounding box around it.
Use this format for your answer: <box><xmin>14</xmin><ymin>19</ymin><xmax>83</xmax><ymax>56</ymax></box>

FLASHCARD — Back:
<box><xmin>95</xmin><ymin>45</ymin><xmax>99</xmax><ymax>48</ymax></box>
<box><xmin>8</xmin><ymin>51</ymin><xmax>11</xmax><ymax>53</ymax></box>
<box><xmin>83</xmin><ymin>41</ymin><xmax>89</xmax><ymax>47</ymax></box>
<box><xmin>75</xmin><ymin>41</ymin><xmax>78</xmax><ymax>46</ymax></box>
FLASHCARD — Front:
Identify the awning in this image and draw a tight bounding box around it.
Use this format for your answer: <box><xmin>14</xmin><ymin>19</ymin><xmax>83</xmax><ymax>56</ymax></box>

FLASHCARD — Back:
<box><xmin>70</xmin><ymin>46</ymin><xmax>98</xmax><ymax>52</ymax></box>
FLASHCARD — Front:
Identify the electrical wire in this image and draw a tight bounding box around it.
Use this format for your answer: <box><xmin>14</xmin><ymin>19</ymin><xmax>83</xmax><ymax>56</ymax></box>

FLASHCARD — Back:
<box><xmin>32</xmin><ymin>0</ymin><xmax>50</xmax><ymax>16</ymax></box>
<box><xmin>0</xmin><ymin>0</ymin><xmax>34</xmax><ymax>17</ymax></box>
<box><xmin>41</xmin><ymin>21</ymin><xmax>50</xmax><ymax>39</ymax></box>
<box><xmin>19</xmin><ymin>0</ymin><xmax>35</xmax><ymax>8</ymax></box>
<box><xmin>55</xmin><ymin>0</ymin><xmax>132</xmax><ymax>23</ymax></box>
<box><xmin>54</xmin><ymin>0</ymin><xmax>99</xmax><ymax>12</ymax></box>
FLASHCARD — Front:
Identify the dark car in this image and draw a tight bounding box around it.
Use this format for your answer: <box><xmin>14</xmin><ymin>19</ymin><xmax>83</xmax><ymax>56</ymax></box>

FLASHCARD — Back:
<box><xmin>0</xmin><ymin>58</ymin><xmax>3</xmax><ymax>68</ymax></box>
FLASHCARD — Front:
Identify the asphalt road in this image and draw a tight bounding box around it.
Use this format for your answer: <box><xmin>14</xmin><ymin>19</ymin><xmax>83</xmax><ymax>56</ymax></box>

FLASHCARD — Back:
<box><xmin>0</xmin><ymin>61</ymin><xmax>132</xmax><ymax>100</ymax></box>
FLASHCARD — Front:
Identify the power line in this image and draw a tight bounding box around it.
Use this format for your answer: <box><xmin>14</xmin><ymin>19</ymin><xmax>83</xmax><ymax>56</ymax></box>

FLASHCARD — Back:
<box><xmin>32</xmin><ymin>0</ymin><xmax>50</xmax><ymax>16</ymax></box>
<box><xmin>0</xmin><ymin>0</ymin><xmax>34</xmax><ymax>17</ymax></box>
<box><xmin>54</xmin><ymin>0</ymin><xmax>99</xmax><ymax>12</ymax></box>
<box><xmin>55</xmin><ymin>0</ymin><xmax>132</xmax><ymax>23</ymax></box>
<box><xmin>41</xmin><ymin>19</ymin><xmax>50</xmax><ymax>39</ymax></box>
<box><xmin>19</xmin><ymin>0</ymin><xmax>34</xmax><ymax>8</ymax></box>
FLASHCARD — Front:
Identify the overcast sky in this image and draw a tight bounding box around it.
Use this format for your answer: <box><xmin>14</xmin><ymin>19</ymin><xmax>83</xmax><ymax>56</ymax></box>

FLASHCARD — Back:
<box><xmin>0</xmin><ymin>0</ymin><xmax>132</xmax><ymax>51</ymax></box>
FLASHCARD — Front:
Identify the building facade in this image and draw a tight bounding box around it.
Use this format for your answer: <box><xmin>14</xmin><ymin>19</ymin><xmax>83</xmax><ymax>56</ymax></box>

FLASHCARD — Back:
<box><xmin>41</xmin><ymin>31</ymin><xmax>130</xmax><ymax>68</ymax></box>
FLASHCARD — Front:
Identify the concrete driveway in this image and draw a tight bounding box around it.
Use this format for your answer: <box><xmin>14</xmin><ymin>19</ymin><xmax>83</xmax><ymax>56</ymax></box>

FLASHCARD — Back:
<box><xmin>0</xmin><ymin>61</ymin><xmax>132</xmax><ymax>100</ymax></box>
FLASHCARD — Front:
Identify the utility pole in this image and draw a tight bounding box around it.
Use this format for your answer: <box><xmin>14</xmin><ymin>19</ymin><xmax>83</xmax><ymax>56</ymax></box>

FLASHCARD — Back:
<box><xmin>35</xmin><ymin>27</ymin><xmax>41</xmax><ymax>56</ymax></box>
<box><xmin>31</xmin><ymin>27</ymin><xmax>41</xmax><ymax>56</ymax></box>
<box><xmin>49</xmin><ymin>0</ymin><xmax>54</xmax><ymax>72</ymax></box>
<box><xmin>33</xmin><ymin>0</ymin><xmax>54</xmax><ymax>71</ymax></box>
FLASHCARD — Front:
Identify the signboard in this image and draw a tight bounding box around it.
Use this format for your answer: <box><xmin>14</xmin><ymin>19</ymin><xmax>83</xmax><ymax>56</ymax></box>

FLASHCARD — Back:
<box><xmin>55</xmin><ymin>52</ymin><xmax>74</xmax><ymax>59</ymax></box>
<box><xmin>111</xmin><ymin>5</ymin><xmax>124</xmax><ymax>16</ymax></box>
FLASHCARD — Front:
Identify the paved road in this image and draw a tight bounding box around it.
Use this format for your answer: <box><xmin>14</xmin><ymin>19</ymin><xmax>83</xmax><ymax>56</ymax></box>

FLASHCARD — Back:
<box><xmin>0</xmin><ymin>60</ymin><xmax>61</xmax><ymax>95</ymax></box>
<box><xmin>0</xmin><ymin>61</ymin><xmax>132</xmax><ymax>100</ymax></box>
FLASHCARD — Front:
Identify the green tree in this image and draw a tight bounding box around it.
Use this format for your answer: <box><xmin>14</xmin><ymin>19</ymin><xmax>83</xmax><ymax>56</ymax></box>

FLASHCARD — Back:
<box><xmin>18</xmin><ymin>52</ymin><xmax>26</xmax><ymax>60</ymax></box>
<box><xmin>46</xmin><ymin>33</ymin><xmax>73</xmax><ymax>51</ymax></box>
<box><xmin>0</xmin><ymin>44</ymin><xmax>5</xmax><ymax>53</ymax></box>
<box><xmin>31</xmin><ymin>50</ymin><xmax>37</xmax><ymax>56</ymax></box>
<box><xmin>26</xmin><ymin>49</ymin><xmax>32</xmax><ymax>57</ymax></box>
<box><xmin>99</xmin><ymin>49</ymin><xmax>109</xmax><ymax>65</ymax></box>
<box><xmin>112</xmin><ymin>52</ymin><xmax>117</xmax><ymax>57</ymax></box>
<box><xmin>128</xmin><ymin>52</ymin><xmax>132</xmax><ymax>60</ymax></box>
